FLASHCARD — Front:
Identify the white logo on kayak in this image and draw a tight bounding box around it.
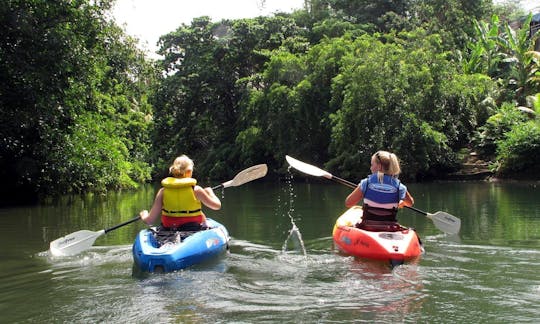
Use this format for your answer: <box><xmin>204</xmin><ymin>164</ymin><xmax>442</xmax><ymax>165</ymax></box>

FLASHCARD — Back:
<box><xmin>206</xmin><ymin>238</ymin><xmax>220</xmax><ymax>248</ymax></box>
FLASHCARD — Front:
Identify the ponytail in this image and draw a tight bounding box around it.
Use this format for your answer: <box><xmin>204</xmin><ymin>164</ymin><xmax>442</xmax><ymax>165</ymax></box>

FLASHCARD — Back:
<box><xmin>373</xmin><ymin>151</ymin><xmax>401</xmax><ymax>181</ymax></box>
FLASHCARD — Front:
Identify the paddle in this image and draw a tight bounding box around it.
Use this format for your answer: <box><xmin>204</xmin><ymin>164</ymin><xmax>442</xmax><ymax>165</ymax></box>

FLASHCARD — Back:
<box><xmin>49</xmin><ymin>216</ymin><xmax>141</xmax><ymax>257</ymax></box>
<box><xmin>49</xmin><ymin>164</ymin><xmax>268</xmax><ymax>256</ymax></box>
<box><xmin>212</xmin><ymin>164</ymin><xmax>268</xmax><ymax>190</ymax></box>
<box><xmin>285</xmin><ymin>155</ymin><xmax>461</xmax><ymax>235</ymax></box>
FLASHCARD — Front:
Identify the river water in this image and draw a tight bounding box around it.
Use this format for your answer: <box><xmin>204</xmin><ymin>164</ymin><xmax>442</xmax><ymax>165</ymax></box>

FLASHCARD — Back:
<box><xmin>1</xmin><ymin>177</ymin><xmax>539</xmax><ymax>323</ymax></box>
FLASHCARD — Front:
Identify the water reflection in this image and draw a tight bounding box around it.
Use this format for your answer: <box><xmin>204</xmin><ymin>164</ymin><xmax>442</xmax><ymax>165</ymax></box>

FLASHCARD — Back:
<box><xmin>408</xmin><ymin>181</ymin><xmax>540</xmax><ymax>245</ymax></box>
<box><xmin>2</xmin><ymin>181</ymin><xmax>540</xmax><ymax>323</ymax></box>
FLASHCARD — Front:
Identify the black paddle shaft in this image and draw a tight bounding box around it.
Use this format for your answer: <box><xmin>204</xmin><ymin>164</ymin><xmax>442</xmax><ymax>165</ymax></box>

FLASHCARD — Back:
<box><xmin>104</xmin><ymin>216</ymin><xmax>140</xmax><ymax>234</ymax></box>
<box><xmin>332</xmin><ymin>176</ymin><xmax>356</xmax><ymax>189</ymax></box>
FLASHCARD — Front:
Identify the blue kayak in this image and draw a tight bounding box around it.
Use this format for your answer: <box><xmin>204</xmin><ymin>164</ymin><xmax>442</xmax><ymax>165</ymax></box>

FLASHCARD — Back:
<box><xmin>132</xmin><ymin>218</ymin><xmax>230</xmax><ymax>273</ymax></box>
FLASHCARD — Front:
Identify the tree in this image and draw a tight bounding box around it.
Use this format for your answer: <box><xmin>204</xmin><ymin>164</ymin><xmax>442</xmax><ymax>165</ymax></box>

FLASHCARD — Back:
<box><xmin>153</xmin><ymin>16</ymin><xmax>306</xmax><ymax>178</ymax></box>
<box><xmin>0</xmin><ymin>0</ymin><xmax>156</xmax><ymax>202</ymax></box>
<box><xmin>328</xmin><ymin>30</ymin><xmax>493</xmax><ymax>180</ymax></box>
<box><xmin>497</xmin><ymin>13</ymin><xmax>540</xmax><ymax>104</ymax></box>
<box><xmin>328</xmin><ymin>0</ymin><xmax>410</xmax><ymax>31</ymax></box>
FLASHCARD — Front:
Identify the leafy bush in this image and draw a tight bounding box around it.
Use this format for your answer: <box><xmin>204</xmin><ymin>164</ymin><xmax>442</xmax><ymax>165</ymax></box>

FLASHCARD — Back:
<box><xmin>327</xmin><ymin>31</ymin><xmax>493</xmax><ymax>179</ymax></box>
<box><xmin>473</xmin><ymin>102</ymin><xmax>528</xmax><ymax>158</ymax></box>
<box><xmin>49</xmin><ymin>112</ymin><xmax>151</xmax><ymax>193</ymax></box>
<box><xmin>495</xmin><ymin>121</ymin><xmax>540</xmax><ymax>177</ymax></box>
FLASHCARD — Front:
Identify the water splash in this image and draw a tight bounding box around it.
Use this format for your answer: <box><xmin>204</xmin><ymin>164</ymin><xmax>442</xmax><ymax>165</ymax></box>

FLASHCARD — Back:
<box><xmin>282</xmin><ymin>223</ymin><xmax>307</xmax><ymax>257</ymax></box>
<box><xmin>281</xmin><ymin>167</ymin><xmax>307</xmax><ymax>257</ymax></box>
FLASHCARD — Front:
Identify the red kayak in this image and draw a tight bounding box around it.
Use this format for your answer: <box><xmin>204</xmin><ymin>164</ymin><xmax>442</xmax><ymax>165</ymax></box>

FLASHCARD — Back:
<box><xmin>332</xmin><ymin>206</ymin><xmax>423</xmax><ymax>264</ymax></box>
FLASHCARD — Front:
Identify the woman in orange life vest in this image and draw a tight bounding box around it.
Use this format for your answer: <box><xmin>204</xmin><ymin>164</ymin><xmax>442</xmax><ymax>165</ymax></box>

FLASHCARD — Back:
<box><xmin>345</xmin><ymin>150</ymin><xmax>414</xmax><ymax>229</ymax></box>
<box><xmin>139</xmin><ymin>155</ymin><xmax>221</xmax><ymax>228</ymax></box>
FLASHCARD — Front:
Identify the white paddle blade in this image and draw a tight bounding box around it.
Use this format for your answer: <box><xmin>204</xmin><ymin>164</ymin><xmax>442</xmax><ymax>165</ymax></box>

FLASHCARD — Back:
<box><xmin>223</xmin><ymin>164</ymin><xmax>268</xmax><ymax>188</ymax></box>
<box><xmin>428</xmin><ymin>211</ymin><xmax>461</xmax><ymax>235</ymax></box>
<box><xmin>285</xmin><ymin>155</ymin><xmax>332</xmax><ymax>179</ymax></box>
<box><xmin>49</xmin><ymin>229</ymin><xmax>105</xmax><ymax>256</ymax></box>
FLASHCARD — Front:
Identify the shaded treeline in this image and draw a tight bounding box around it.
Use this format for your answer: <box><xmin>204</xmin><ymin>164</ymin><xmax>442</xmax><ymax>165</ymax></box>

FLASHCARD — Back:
<box><xmin>1</xmin><ymin>0</ymin><xmax>539</xmax><ymax>204</ymax></box>
<box><xmin>1</xmin><ymin>0</ymin><xmax>157</xmax><ymax>203</ymax></box>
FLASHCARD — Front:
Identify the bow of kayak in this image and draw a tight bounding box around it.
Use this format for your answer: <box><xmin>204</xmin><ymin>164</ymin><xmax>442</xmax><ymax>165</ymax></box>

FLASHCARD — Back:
<box><xmin>332</xmin><ymin>206</ymin><xmax>423</xmax><ymax>264</ymax></box>
<box><xmin>132</xmin><ymin>218</ymin><xmax>229</xmax><ymax>273</ymax></box>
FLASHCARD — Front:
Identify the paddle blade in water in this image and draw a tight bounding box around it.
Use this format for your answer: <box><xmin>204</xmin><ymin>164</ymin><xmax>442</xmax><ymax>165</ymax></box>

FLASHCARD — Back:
<box><xmin>428</xmin><ymin>211</ymin><xmax>461</xmax><ymax>235</ymax></box>
<box><xmin>49</xmin><ymin>229</ymin><xmax>105</xmax><ymax>256</ymax></box>
<box><xmin>285</xmin><ymin>155</ymin><xmax>332</xmax><ymax>178</ymax></box>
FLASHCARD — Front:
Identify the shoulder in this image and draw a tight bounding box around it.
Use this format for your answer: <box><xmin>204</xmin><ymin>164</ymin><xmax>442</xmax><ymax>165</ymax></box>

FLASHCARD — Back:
<box><xmin>400</xmin><ymin>184</ymin><xmax>407</xmax><ymax>193</ymax></box>
<box><xmin>393</xmin><ymin>178</ymin><xmax>406</xmax><ymax>189</ymax></box>
<box><xmin>397</xmin><ymin>181</ymin><xmax>407</xmax><ymax>194</ymax></box>
<box><xmin>156</xmin><ymin>188</ymin><xmax>164</xmax><ymax>197</ymax></box>
<box><xmin>359</xmin><ymin>177</ymin><xmax>369</xmax><ymax>191</ymax></box>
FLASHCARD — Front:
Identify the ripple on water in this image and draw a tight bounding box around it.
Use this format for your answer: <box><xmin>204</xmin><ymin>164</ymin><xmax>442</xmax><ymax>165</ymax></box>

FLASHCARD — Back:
<box><xmin>196</xmin><ymin>241</ymin><xmax>426</xmax><ymax>322</ymax></box>
<box><xmin>14</xmin><ymin>236</ymin><xmax>432</xmax><ymax>323</ymax></box>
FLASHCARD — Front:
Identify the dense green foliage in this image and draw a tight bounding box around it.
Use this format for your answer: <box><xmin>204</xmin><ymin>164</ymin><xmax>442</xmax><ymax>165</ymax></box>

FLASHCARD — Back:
<box><xmin>151</xmin><ymin>16</ymin><xmax>309</xmax><ymax>180</ymax></box>
<box><xmin>1</xmin><ymin>0</ymin><xmax>156</xmax><ymax>202</ymax></box>
<box><xmin>153</xmin><ymin>0</ymin><xmax>538</xmax><ymax>180</ymax></box>
<box><xmin>327</xmin><ymin>31</ymin><xmax>494</xmax><ymax>180</ymax></box>
<box><xmin>465</xmin><ymin>12</ymin><xmax>540</xmax><ymax>176</ymax></box>
<box><xmin>1</xmin><ymin>0</ymin><xmax>539</xmax><ymax>203</ymax></box>
<box><xmin>482</xmin><ymin>94</ymin><xmax>540</xmax><ymax>177</ymax></box>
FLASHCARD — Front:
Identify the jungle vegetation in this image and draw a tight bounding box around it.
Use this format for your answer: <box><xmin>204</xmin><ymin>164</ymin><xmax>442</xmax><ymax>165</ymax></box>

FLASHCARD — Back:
<box><xmin>1</xmin><ymin>0</ymin><xmax>539</xmax><ymax>203</ymax></box>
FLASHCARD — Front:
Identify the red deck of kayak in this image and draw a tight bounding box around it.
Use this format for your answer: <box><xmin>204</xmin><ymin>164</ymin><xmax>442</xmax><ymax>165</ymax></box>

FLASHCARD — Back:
<box><xmin>332</xmin><ymin>206</ymin><xmax>423</xmax><ymax>262</ymax></box>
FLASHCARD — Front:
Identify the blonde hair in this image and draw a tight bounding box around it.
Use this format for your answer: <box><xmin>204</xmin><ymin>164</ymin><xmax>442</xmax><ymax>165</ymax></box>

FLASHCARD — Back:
<box><xmin>169</xmin><ymin>155</ymin><xmax>194</xmax><ymax>178</ymax></box>
<box><xmin>373</xmin><ymin>150</ymin><xmax>401</xmax><ymax>182</ymax></box>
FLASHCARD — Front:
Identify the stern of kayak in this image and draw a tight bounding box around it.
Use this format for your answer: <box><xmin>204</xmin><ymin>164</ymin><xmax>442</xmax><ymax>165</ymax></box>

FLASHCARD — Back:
<box><xmin>332</xmin><ymin>206</ymin><xmax>423</xmax><ymax>264</ymax></box>
<box><xmin>132</xmin><ymin>218</ymin><xmax>229</xmax><ymax>273</ymax></box>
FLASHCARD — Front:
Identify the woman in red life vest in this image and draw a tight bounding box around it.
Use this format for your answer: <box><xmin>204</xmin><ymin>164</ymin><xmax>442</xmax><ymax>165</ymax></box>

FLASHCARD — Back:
<box><xmin>139</xmin><ymin>155</ymin><xmax>221</xmax><ymax>229</ymax></box>
<box><xmin>345</xmin><ymin>150</ymin><xmax>414</xmax><ymax>229</ymax></box>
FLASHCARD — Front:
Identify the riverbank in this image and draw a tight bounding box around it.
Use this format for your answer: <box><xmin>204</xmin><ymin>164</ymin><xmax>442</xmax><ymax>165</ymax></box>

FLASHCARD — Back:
<box><xmin>444</xmin><ymin>151</ymin><xmax>493</xmax><ymax>181</ymax></box>
<box><xmin>443</xmin><ymin>151</ymin><xmax>540</xmax><ymax>182</ymax></box>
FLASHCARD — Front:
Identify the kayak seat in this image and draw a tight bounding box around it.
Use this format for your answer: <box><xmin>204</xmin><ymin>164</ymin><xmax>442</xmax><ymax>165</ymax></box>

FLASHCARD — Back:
<box><xmin>356</xmin><ymin>220</ymin><xmax>407</xmax><ymax>232</ymax></box>
<box><xmin>174</xmin><ymin>222</ymin><xmax>208</xmax><ymax>231</ymax></box>
<box><xmin>152</xmin><ymin>222</ymin><xmax>210</xmax><ymax>246</ymax></box>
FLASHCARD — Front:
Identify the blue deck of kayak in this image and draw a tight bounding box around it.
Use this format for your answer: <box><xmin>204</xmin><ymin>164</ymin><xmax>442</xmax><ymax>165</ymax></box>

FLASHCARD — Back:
<box><xmin>132</xmin><ymin>218</ymin><xmax>229</xmax><ymax>272</ymax></box>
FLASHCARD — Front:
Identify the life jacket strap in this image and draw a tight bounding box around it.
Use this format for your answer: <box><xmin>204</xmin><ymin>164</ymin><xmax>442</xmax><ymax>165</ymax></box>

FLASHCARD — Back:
<box><xmin>161</xmin><ymin>208</ymin><xmax>202</xmax><ymax>214</ymax></box>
